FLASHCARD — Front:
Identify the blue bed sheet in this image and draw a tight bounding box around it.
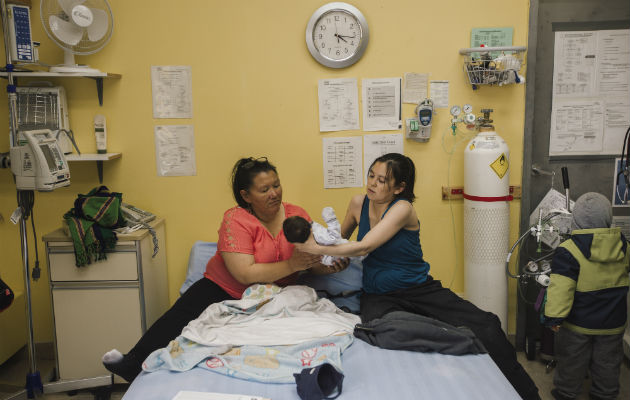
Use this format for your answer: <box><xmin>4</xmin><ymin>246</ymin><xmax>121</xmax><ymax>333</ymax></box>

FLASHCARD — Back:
<box><xmin>123</xmin><ymin>339</ymin><xmax>520</xmax><ymax>400</ymax></box>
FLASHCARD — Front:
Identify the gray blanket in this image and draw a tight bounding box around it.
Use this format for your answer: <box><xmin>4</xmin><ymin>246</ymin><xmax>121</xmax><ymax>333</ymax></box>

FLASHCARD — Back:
<box><xmin>354</xmin><ymin>311</ymin><xmax>487</xmax><ymax>355</ymax></box>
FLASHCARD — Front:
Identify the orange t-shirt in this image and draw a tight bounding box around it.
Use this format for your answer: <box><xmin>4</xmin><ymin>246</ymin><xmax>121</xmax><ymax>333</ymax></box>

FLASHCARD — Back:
<box><xmin>204</xmin><ymin>203</ymin><xmax>311</xmax><ymax>299</ymax></box>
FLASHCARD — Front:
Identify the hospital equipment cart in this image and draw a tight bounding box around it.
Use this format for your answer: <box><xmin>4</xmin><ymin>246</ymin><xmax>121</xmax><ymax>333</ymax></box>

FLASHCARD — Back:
<box><xmin>43</xmin><ymin>218</ymin><xmax>168</xmax><ymax>382</ymax></box>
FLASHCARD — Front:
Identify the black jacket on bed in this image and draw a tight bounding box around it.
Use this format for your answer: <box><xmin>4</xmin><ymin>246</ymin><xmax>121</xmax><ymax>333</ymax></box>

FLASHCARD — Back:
<box><xmin>353</xmin><ymin>311</ymin><xmax>487</xmax><ymax>355</ymax></box>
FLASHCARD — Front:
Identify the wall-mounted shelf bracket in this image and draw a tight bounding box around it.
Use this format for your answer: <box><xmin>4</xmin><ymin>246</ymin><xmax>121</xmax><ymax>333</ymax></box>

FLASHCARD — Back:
<box><xmin>65</xmin><ymin>152</ymin><xmax>122</xmax><ymax>183</ymax></box>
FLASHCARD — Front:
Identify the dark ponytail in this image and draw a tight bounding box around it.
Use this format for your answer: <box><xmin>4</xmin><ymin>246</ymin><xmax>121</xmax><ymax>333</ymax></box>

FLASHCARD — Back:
<box><xmin>231</xmin><ymin>157</ymin><xmax>277</xmax><ymax>208</ymax></box>
<box><xmin>369</xmin><ymin>153</ymin><xmax>416</xmax><ymax>203</ymax></box>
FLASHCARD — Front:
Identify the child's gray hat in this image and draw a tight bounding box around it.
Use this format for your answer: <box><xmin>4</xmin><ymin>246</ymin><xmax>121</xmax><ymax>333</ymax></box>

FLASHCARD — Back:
<box><xmin>571</xmin><ymin>192</ymin><xmax>612</xmax><ymax>231</ymax></box>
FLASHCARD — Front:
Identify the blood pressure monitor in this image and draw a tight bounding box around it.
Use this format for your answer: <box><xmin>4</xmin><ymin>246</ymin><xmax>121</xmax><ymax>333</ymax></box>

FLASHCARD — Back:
<box><xmin>415</xmin><ymin>98</ymin><xmax>434</xmax><ymax>127</ymax></box>
<box><xmin>11</xmin><ymin>129</ymin><xmax>70</xmax><ymax>191</ymax></box>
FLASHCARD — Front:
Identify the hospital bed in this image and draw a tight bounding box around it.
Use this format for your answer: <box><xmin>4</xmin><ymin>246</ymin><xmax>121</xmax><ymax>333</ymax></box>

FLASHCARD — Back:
<box><xmin>122</xmin><ymin>242</ymin><xmax>521</xmax><ymax>400</ymax></box>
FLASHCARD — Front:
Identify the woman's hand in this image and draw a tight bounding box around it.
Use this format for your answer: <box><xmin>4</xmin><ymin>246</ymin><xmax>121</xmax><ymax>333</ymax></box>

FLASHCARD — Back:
<box><xmin>288</xmin><ymin>248</ymin><xmax>322</xmax><ymax>272</ymax></box>
<box><xmin>329</xmin><ymin>257</ymin><xmax>350</xmax><ymax>273</ymax></box>
<box><xmin>308</xmin><ymin>257</ymin><xmax>350</xmax><ymax>275</ymax></box>
<box><xmin>293</xmin><ymin>235</ymin><xmax>322</xmax><ymax>254</ymax></box>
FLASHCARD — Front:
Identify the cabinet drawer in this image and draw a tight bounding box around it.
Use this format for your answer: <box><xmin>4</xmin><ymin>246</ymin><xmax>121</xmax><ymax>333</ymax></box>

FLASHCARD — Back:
<box><xmin>52</xmin><ymin>287</ymin><xmax>142</xmax><ymax>380</ymax></box>
<box><xmin>49</xmin><ymin>251</ymin><xmax>138</xmax><ymax>281</ymax></box>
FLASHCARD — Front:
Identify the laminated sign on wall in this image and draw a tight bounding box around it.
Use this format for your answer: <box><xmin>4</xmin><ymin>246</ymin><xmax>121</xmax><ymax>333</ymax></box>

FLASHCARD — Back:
<box><xmin>549</xmin><ymin>29</ymin><xmax>630</xmax><ymax>156</ymax></box>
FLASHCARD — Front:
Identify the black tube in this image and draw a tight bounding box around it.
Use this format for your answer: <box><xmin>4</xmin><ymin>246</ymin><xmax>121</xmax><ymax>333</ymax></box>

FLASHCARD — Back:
<box><xmin>561</xmin><ymin>167</ymin><xmax>570</xmax><ymax>211</ymax></box>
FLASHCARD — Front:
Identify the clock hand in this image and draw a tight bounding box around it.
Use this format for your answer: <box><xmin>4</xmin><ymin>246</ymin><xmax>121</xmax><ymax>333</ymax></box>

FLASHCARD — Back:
<box><xmin>335</xmin><ymin>34</ymin><xmax>348</xmax><ymax>43</ymax></box>
<box><xmin>337</xmin><ymin>34</ymin><xmax>356</xmax><ymax>39</ymax></box>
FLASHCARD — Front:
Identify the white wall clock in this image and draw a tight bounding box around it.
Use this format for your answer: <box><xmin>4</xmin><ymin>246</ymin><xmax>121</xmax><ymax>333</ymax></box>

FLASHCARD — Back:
<box><xmin>305</xmin><ymin>2</ymin><xmax>369</xmax><ymax>68</ymax></box>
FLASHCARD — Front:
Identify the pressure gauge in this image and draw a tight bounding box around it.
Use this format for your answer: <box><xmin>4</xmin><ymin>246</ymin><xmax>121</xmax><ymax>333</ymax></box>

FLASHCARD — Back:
<box><xmin>450</xmin><ymin>105</ymin><xmax>461</xmax><ymax>117</ymax></box>
<box><xmin>463</xmin><ymin>104</ymin><xmax>473</xmax><ymax>114</ymax></box>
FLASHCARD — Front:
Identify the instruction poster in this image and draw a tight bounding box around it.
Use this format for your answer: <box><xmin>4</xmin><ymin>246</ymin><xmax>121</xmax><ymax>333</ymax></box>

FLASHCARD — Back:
<box><xmin>154</xmin><ymin>125</ymin><xmax>197</xmax><ymax>176</ymax></box>
<box><xmin>318</xmin><ymin>78</ymin><xmax>360</xmax><ymax>132</ymax></box>
<box><xmin>403</xmin><ymin>72</ymin><xmax>428</xmax><ymax>104</ymax></box>
<box><xmin>151</xmin><ymin>66</ymin><xmax>194</xmax><ymax>119</ymax></box>
<box><xmin>362</xmin><ymin>78</ymin><xmax>402</xmax><ymax>131</ymax></box>
<box><xmin>549</xmin><ymin>29</ymin><xmax>630</xmax><ymax>156</ymax></box>
<box><xmin>363</xmin><ymin>134</ymin><xmax>403</xmax><ymax>184</ymax></box>
<box><xmin>322</xmin><ymin>136</ymin><xmax>363</xmax><ymax>188</ymax></box>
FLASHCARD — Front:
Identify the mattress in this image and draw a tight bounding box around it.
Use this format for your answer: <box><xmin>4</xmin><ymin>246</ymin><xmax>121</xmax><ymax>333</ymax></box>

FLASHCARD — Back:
<box><xmin>123</xmin><ymin>339</ymin><xmax>520</xmax><ymax>400</ymax></box>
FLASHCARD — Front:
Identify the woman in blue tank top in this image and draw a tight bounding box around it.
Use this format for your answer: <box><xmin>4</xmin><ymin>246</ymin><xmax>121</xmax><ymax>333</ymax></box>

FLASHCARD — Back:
<box><xmin>296</xmin><ymin>153</ymin><xmax>540</xmax><ymax>400</ymax></box>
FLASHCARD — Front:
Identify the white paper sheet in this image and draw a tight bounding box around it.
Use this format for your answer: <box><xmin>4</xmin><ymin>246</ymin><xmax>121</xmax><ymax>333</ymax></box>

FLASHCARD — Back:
<box><xmin>429</xmin><ymin>80</ymin><xmax>449</xmax><ymax>108</ymax></box>
<box><xmin>172</xmin><ymin>391</ymin><xmax>269</xmax><ymax>400</ymax></box>
<box><xmin>154</xmin><ymin>125</ymin><xmax>197</xmax><ymax>176</ymax></box>
<box><xmin>553</xmin><ymin>31</ymin><xmax>598</xmax><ymax>97</ymax></box>
<box><xmin>549</xmin><ymin>99</ymin><xmax>605</xmax><ymax>154</ymax></box>
<box><xmin>151</xmin><ymin>66</ymin><xmax>193</xmax><ymax>119</ymax></box>
<box><xmin>362</xmin><ymin>78</ymin><xmax>402</xmax><ymax>131</ymax></box>
<box><xmin>549</xmin><ymin>29</ymin><xmax>630</xmax><ymax>156</ymax></box>
<box><xmin>322</xmin><ymin>136</ymin><xmax>363</xmax><ymax>188</ymax></box>
<box><xmin>363</xmin><ymin>133</ymin><xmax>404</xmax><ymax>184</ymax></box>
<box><xmin>318</xmin><ymin>78</ymin><xmax>360</xmax><ymax>132</ymax></box>
<box><xmin>598</xmin><ymin>30</ymin><xmax>630</xmax><ymax>97</ymax></box>
<box><xmin>403</xmin><ymin>73</ymin><xmax>428</xmax><ymax>104</ymax></box>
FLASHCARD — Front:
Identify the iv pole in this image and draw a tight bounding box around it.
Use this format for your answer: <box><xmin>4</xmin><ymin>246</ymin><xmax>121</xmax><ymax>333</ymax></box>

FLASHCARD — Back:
<box><xmin>1</xmin><ymin>2</ymin><xmax>111</xmax><ymax>398</ymax></box>
<box><xmin>0</xmin><ymin>0</ymin><xmax>42</xmax><ymax>397</ymax></box>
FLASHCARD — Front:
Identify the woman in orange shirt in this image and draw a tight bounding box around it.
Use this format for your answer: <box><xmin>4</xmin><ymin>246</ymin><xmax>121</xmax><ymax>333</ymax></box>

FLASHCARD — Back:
<box><xmin>103</xmin><ymin>157</ymin><xmax>348</xmax><ymax>382</ymax></box>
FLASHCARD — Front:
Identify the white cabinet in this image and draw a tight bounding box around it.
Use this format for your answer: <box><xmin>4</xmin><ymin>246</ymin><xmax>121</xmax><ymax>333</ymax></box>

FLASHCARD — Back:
<box><xmin>43</xmin><ymin>219</ymin><xmax>168</xmax><ymax>381</ymax></box>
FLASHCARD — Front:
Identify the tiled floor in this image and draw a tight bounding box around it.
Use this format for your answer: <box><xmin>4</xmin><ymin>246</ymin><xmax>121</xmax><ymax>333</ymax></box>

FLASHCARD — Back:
<box><xmin>1</xmin><ymin>343</ymin><xmax>628</xmax><ymax>399</ymax></box>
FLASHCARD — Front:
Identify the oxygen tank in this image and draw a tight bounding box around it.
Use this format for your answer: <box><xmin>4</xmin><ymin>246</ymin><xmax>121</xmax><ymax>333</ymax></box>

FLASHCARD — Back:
<box><xmin>463</xmin><ymin>109</ymin><xmax>511</xmax><ymax>332</ymax></box>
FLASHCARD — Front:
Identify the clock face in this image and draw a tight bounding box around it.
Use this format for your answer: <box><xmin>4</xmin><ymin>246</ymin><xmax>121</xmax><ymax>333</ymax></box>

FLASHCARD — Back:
<box><xmin>306</xmin><ymin>3</ymin><xmax>369</xmax><ymax>68</ymax></box>
<box><xmin>312</xmin><ymin>10</ymin><xmax>361</xmax><ymax>62</ymax></box>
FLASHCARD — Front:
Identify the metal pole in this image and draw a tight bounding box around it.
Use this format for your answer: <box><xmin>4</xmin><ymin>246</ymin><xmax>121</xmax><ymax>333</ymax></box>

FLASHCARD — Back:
<box><xmin>18</xmin><ymin>202</ymin><xmax>37</xmax><ymax>374</ymax></box>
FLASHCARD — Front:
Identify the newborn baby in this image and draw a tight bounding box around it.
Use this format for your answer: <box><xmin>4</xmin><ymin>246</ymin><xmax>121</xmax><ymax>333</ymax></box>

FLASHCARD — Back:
<box><xmin>283</xmin><ymin>207</ymin><xmax>351</xmax><ymax>266</ymax></box>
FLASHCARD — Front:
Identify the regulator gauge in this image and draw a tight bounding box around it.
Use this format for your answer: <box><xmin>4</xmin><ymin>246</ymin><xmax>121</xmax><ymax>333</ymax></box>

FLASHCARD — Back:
<box><xmin>450</xmin><ymin>105</ymin><xmax>461</xmax><ymax>117</ymax></box>
<box><xmin>463</xmin><ymin>104</ymin><xmax>473</xmax><ymax>114</ymax></box>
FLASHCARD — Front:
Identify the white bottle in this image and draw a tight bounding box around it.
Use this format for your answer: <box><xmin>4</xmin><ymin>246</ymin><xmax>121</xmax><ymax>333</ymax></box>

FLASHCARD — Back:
<box><xmin>94</xmin><ymin>114</ymin><xmax>107</xmax><ymax>154</ymax></box>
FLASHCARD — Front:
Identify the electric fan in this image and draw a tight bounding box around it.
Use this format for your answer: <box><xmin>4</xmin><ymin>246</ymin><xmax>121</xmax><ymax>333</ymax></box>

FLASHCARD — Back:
<box><xmin>40</xmin><ymin>0</ymin><xmax>114</xmax><ymax>73</ymax></box>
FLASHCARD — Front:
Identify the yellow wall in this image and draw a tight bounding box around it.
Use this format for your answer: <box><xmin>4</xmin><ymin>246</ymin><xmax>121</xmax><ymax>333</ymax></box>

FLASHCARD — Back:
<box><xmin>0</xmin><ymin>0</ymin><xmax>529</xmax><ymax>342</ymax></box>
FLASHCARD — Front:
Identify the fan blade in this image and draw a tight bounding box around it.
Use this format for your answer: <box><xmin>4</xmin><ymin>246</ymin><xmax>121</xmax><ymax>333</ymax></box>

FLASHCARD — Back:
<box><xmin>49</xmin><ymin>15</ymin><xmax>85</xmax><ymax>46</ymax></box>
<box><xmin>57</xmin><ymin>0</ymin><xmax>86</xmax><ymax>17</ymax></box>
<box><xmin>87</xmin><ymin>8</ymin><xmax>109</xmax><ymax>42</ymax></box>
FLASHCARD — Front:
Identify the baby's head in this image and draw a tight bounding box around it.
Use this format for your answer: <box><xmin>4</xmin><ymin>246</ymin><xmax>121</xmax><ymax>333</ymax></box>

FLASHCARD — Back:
<box><xmin>571</xmin><ymin>192</ymin><xmax>612</xmax><ymax>231</ymax></box>
<box><xmin>283</xmin><ymin>216</ymin><xmax>312</xmax><ymax>243</ymax></box>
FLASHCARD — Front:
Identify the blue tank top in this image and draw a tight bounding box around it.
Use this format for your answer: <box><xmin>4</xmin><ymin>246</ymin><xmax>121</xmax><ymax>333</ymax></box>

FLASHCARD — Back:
<box><xmin>357</xmin><ymin>196</ymin><xmax>430</xmax><ymax>294</ymax></box>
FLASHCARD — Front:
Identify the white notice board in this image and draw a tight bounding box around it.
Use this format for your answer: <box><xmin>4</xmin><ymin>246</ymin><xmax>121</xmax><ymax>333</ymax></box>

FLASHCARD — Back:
<box><xmin>549</xmin><ymin>29</ymin><xmax>630</xmax><ymax>156</ymax></box>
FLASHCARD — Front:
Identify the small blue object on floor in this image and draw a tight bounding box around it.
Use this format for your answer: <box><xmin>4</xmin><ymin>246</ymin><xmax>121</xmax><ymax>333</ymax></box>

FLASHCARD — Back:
<box><xmin>294</xmin><ymin>363</ymin><xmax>344</xmax><ymax>400</ymax></box>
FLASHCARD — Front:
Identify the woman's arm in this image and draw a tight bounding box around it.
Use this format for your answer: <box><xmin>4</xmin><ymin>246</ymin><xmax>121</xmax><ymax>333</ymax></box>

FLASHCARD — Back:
<box><xmin>221</xmin><ymin>249</ymin><xmax>321</xmax><ymax>285</ymax></box>
<box><xmin>296</xmin><ymin>198</ymin><xmax>414</xmax><ymax>257</ymax></box>
<box><xmin>340</xmin><ymin>194</ymin><xmax>362</xmax><ymax>240</ymax></box>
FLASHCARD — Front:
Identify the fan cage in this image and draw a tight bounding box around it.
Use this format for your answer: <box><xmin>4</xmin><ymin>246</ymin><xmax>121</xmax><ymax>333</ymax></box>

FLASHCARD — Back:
<box><xmin>41</xmin><ymin>0</ymin><xmax>114</xmax><ymax>55</ymax></box>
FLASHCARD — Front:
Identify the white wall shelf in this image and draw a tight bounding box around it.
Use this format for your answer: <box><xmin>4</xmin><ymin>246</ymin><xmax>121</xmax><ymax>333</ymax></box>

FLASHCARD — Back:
<box><xmin>65</xmin><ymin>153</ymin><xmax>122</xmax><ymax>162</ymax></box>
<box><xmin>0</xmin><ymin>71</ymin><xmax>121</xmax><ymax>105</ymax></box>
<box><xmin>65</xmin><ymin>153</ymin><xmax>122</xmax><ymax>183</ymax></box>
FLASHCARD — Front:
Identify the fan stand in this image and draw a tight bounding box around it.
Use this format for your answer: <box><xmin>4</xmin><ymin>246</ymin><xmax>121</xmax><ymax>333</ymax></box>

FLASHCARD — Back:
<box><xmin>49</xmin><ymin>49</ymin><xmax>102</xmax><ymax>74</ymax></box>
